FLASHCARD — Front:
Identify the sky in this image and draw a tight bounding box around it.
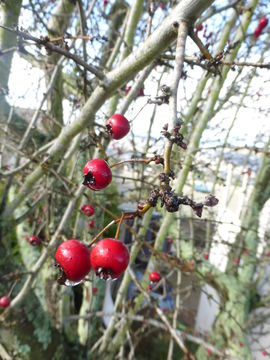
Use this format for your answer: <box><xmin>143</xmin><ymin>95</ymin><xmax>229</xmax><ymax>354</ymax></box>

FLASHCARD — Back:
<box><xmin>6</xmin><ymin>1</ymin><xmax>270</xmax><ymax>154</ymax></box>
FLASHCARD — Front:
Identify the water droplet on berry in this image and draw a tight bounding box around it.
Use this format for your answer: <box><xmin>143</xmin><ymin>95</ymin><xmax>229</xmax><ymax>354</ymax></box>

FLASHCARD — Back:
<box><xmin>64</xmin><ymin>279</ymin><xmax>83</xmax><ymax>287</ymax></box>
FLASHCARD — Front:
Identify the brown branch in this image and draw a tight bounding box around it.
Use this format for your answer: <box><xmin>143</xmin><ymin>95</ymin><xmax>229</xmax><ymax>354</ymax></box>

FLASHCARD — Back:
<box><xmin>0</xmin><ymin>25</ymin><xmax>105</xmax><ymax>80</ymax></box>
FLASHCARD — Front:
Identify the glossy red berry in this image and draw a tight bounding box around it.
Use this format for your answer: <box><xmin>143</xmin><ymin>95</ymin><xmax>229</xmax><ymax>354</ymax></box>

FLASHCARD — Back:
<box><xmin>0</xmin><ymin>296</ymin><xmax>11</xmax><ymax>308</ymax></box>
<box><xmin>83</xmin><ymin>159</ymin><xmax>112</xmax><ymax>191</ymax></box>
<box><xmin>56</xmin><ymin>240</ymin><xmax>91</xmax><ymax>283</ymax></box>
<box><xmin>88</xmin><ymin>220</ymin><xmax>95</xmax><ymax>229</ymax></box>
<box><xmin>204</xmin><ymin>253</ymin><xmax>209</xmax><ymax>260</ymax></box>
<box><xmin>81</xmin><ymin>204</ymin><xmax>95</xmax><ymax>217</ymax></box>
<box><xmin>259</xmin><ymin>16</ymin><xmax>268</xmax><ymax>30</ymax></box>
<box><xmin>149</xmin><ymin>271</ymin><xmax>161</xmax><ymax>283</ymax></box>
<box><xmin>90</xmin><ymin>238</ymin><xmax>130</xmax><ymax>280</ymax></box>
<box><xmin>106</xmin><ymin>114</ymin><xmax>130</xmax><ymax>140</ymax></box>
<box><xmin>29</xmin><ymin>235</ymin><xmax>41</xmax><ymax>246</ymax></box>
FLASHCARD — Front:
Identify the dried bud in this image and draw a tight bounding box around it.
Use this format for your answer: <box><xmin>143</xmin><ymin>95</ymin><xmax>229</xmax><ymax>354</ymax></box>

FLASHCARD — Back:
<box><xmin>204</xmin><ymin>194</ymin><xmax>219</xmax><ymax>207</ymax></box>
<box><xmin>192</xmin><ymin>204</ymin><xmax>203</xmax><ymax>218</ymax></box>
<box><xmin>147</xmin><ymin>188</ymin><xmax>160</xmax><ymax>207</ymax></box>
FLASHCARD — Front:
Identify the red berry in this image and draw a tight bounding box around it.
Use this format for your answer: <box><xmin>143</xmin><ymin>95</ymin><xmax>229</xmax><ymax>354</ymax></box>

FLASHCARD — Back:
<box><xmin>262</xmin><ymin>350</ymin><xmax>268</xmax><ymax>356</ymax></box>
<box><xmin>239</xmin><ymin>341</ymin><xmax>243</xmax><ymax>347</ymax></box>
<box><xmin>125</xmin><ymin>85</ymin><xmax>131</xmax><ymax>94</ymax></box>
<box><xmin>149</xmin><ymin>271</ymin><xmax>161</xmax><ymax>283</ymax></box>
<box><xmin>81</xmin><ymin>204</ymin><xmax>95</xmax><ymax>217</ymax></box>
<box><xmin>56</xmin><ymin>240</ymin><xmax>91</xmax><ymax>283</ymax></box>
<box><xmin>259</xmin><ymin>16</ymin><xmax>268</xmax><ymax>30</ymax></box>
<box><xmin>244</xmin><ymin>249</ymin><xmax>249</xmax><ymax>255</ymax></box>
<box><xmin>189</xmin><ymin>260</ymin><xmax>195</xmax><ymax>269</ymax></box>
<box><xmin>90</xmin><ymin>238</ymin><xmax>130</xmax><ymax>280</ymax></box>
<box><xmin>106</xmin><ymin>114</ymin><xmax>130</xmax><ymax>140</ymax></box>
<box><xmin>207</xmin><ymin>348</ymin><xmax>211</xmax><ymax>355</ymax></box>
<box><xmin>29</xmin><ymin>235</ymin><xmax>41</xmax><ymax>246</ymax></box>
<box><xmin>234</xmin><ymin>257</ymin><xmax>240</xmax><ymax>265</ymax></box>
<box><xmin>0</xmin><ymin>296</ymin><xmax>11</xmax><ymax>308</ymax></box>
<box><xmin>204</xmin><ymin>253</ymin><xmax>209</xmax><ymax>260</ymax></box>
<box><xmin>88</xmin><ymin>220</ymin><xmax>95</xmax><ymax>229</ymax></box>
<box><xmin>104</xmin><ymin>0</ymin><xmax>108</xmax><ymax>6</ymax></box>
<box><xmin>83</xmin><ymin>159</ymin><xmax>112</xmax><ymax>191</ymax></box>
<box><xmin>254</xmin><ymin>26</ymin><xmax>262</xmax><ymax>38</ymax></box>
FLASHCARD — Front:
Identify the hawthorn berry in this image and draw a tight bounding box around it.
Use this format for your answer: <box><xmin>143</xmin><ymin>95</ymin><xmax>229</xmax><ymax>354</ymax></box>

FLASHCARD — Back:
<box><xmin>83</xmin><ymin>159</ymin><xmax>112</xmax><ymax>191</ymax></box>
<box><xmin>106</xmin><ymin>114</ymin><xmax>130</xmax><ymax>140</ymax></box>
<box><xmin>90</xmin><ymin>238</ymin><xmax>130</xmax><ymax>280</ymax></box>
<box><xmin>88</xmin><ymin>220</ymin><xmax>95</xmax><ymax>229</ymax></box>
<box><xmin>0</xmin><ymin>296</ymin><xmax>11</xmax><ymax>308</ymax></box>
<box><xmin>259</xmin><ymin>16</ymin><xmax>268</xmax><ymax>30</ymax></box>
<box><xmin>149</xmin><ymin>271</ymin><xmax>161</xmax><ymax>283</ymax></box>
<box><xmin>81</xmin><ymin>204</ymin><xmax>95</xmax><ymax>217</ymax></box>
<box><xmin>254</xmin><ymin>27</ymin><xmax>262</xmax><ymax>38</ymax></box>
<box><xmin>28</xmin><ymin>235</ymin><xmax>41</xmax><ymax>246</ymax></box>
<box><xmin>55</xmin><ymin>240</ymin><xmax>91</xmax><ymax>284</ymax></box>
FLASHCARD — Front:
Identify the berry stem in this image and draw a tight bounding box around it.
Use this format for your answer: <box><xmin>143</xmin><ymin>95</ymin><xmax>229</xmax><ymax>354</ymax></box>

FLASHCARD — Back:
<box><xmin>110</xmin><ymin>157</ymin><xmax>154</xmax><ymax>169</ymax></box>
<box><xmin>115</xmin><ymin>213</ymin><xmax>125</xmax><ymax>240</ymax></box>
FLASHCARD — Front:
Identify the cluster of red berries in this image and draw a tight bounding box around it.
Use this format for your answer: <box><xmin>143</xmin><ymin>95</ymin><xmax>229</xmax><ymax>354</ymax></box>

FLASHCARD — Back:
<box><xmin>254</xmin><ymin>16</ymin><xmax>268</xmax><ymax>38</ymax></box>
<box><xmin>54</xmin><ymin>114</ymin><xmax>131</xmax><ymax>285</ymax></box>
<box><xmin>81</xmin><ymin>204</ymin><xmax>95</xmax><ymax>228</ymax></box>
<box><xmin>55</xmin><ymin>238</ymin><xmax>129</xmax><ymax>284</ymax></box>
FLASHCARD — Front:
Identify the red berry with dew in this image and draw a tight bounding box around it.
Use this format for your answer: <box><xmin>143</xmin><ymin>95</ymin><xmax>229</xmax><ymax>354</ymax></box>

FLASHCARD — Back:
<box><xmin>56</xmin><ymin>240</ymin><xmax>91</xmax><ymax>285</ymax></box>
<box><xmin>90</xmin><ymin>238</ymin><xmax>130</xmax><ymax>280</ymax></box>
<box><xmin>83</xmin><ymin>159</ymin><xmax>112</xmax><ymax>191</ymax></box>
